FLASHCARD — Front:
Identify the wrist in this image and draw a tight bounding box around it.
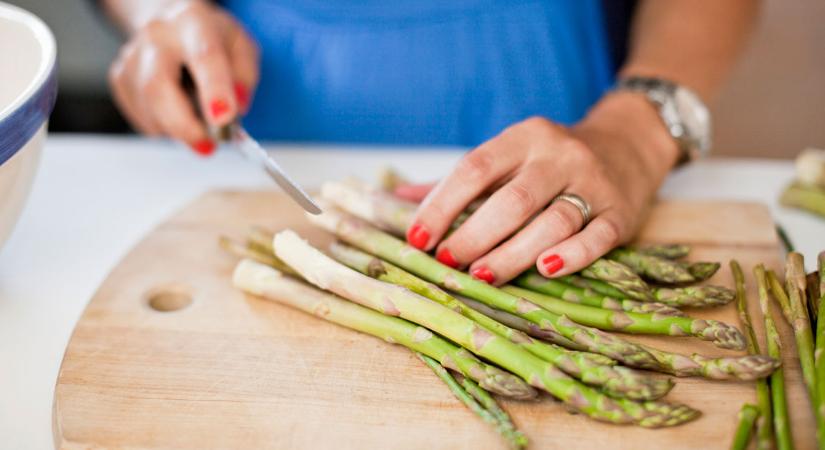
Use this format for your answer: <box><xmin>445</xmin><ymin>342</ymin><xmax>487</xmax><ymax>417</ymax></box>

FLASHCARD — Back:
<box><xmin>578</xmin><ymin>91</ymin><xmax>680</xmax><ymax>182</ymax></box>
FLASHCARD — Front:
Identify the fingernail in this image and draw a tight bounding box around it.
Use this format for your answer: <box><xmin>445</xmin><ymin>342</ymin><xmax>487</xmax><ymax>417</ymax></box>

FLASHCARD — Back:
<box><xmin>471</xmin><ymin>267</ymin><xmax>495</xmax><ymax>284</ymax></box>
<box><xmin>233</xmin><ymin>82</ymin><xmax>249</xmax><ymax>110</ymax></box>
<box><xmin>190</xmin><ymin>139</ymin><xmax>215</xmax><ymax>156</ymax></box>
<box><xmin>436</xmin><ymin>248</ymin><xmax>459</xmax><ymax>268</ymax></box>
<box><xmin>209</xmin><ymin>98</ymin><xmax>230</xmax><ymax>120</ymax></box>
<box><xmin>406</xmin><ymin>223</ymin><xmax>430</xmax><ymax>249</ymax></box>
<box><xmin>542</xmin><ymin>254</ymin><xmax>564</xmax><ymax>275</ymax></box>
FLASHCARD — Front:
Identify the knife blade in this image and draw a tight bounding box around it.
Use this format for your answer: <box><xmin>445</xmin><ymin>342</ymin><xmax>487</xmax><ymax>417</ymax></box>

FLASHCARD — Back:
<box><xmin>227</xmin><ymin>124</ymin><xmax>322</xmax><ymax>215</ymax></box>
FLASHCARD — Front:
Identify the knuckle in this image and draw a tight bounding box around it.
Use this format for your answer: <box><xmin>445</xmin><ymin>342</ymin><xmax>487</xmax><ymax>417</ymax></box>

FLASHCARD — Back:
<box><xmin>457</xmin><ymin>149</ymin><xmax>494</xmax><ymax>181</ymax></box>
<box><xmin>596</xmin><ymin>217</ymin><xmax>623</xmax><ymax>248</ymax></box>
<box><xmin>502</xmin><ymin>183</ymin><xmax>536</xmax><ymax>217</ymax></box>
<box><xmin>546</xmin><ymin>206</ymin><xmax>578</xmax><ymax>237</ymax></box>
<box><xmin>521</xmin><ymin>116</ymin><xmax>554</xmax><ymax>131</ymax></box>
<box><xmin>562</xmin><ymin>139</ymin><xmax>595</xmax><ymax>164</ymax></box>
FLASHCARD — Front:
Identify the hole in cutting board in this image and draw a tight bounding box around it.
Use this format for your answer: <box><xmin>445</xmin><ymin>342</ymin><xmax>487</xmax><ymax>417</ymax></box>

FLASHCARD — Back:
<box><xmin>145</xmin><ymin>284</ymin><xmax>193</xmax><ymax>312</ymax></box>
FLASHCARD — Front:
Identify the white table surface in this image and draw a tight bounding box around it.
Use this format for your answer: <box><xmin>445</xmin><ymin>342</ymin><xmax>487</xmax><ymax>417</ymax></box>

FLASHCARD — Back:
<box><xmin>1</xmin><ymin>134</ymin><xmax>823</xmax><ymax>449</ymax></box>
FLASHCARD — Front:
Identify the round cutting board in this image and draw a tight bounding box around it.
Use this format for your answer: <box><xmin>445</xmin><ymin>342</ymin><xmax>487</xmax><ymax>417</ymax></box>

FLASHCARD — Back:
<box><xmin>53</xmin><ymin>191</ymin><xmax>816</xmax><ymax>449</ymax></box>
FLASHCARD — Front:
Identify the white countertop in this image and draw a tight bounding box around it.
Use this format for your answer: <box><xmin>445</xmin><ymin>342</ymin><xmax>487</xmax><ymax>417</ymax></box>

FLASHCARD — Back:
<box><xmin>1</xmin><ymin>135</ymin><xmax>823</xmax><ymax>449</ymax></box>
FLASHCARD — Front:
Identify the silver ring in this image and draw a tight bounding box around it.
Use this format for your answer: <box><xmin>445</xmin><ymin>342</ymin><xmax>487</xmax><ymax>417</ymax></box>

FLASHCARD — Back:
<box><xmin>552</xmin><ymin>193</ymin><xmax>592</xmax><ymax>226</ymax></box>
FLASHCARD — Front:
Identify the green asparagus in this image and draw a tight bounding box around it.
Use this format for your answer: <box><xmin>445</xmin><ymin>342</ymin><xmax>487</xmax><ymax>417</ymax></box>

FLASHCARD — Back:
<box><xmin>503</xmin><ymin>285</ymin><xmax>746</xmax><ymax>350</ymax></box>
<box><xmin>274</xmin><ymin>229</ymin><xmax>699</xmax><ymax>427</ymax></box>
<box><xmin>637</xmin><ymin>244</ymin><xmax>691</xmax><ymax>260</ymax></box>
<box><xmin>417</xmin><ymin>353</ymin><xmax>527</xmax><ymax>449</ymax></box>
<box><xmin>652</xmin><ymin>285</ymin><xmax>737</xmax><ymax>308</ymax></box>
<box><xmin>309</xmin><ymin>207</ymin><xmax>778</xmax><ymax>380</ymax></box>
<box><xmin>755</xmin><ymin>265</ymin><xmax>793</xmax><ymax>450</ymax></box>
<box><xmin>729</xmin><ymin>404</ymin><xmax>760</xmax><ymax>450</ymax></box>
<box><xmin>329</xmin><ymin>242</ymin><xmax>672</xmax><ymax>401</ymax></box>
<box><xmin>784</xmin><ymin>253</ymin><xmax>818</xmax><ymax>419</ymax></box>
<box><xmin>562</xmin><ymin>274</ymin><xmax>735</xmax><ymax>309</ymax></box>
<box><xmin>581</xmin><ymin>259</ymin><xmax>655</xmax><ymax>301</ymax></box>
<box><xmin>739</xmin><ymin>263</ymin><xmax>774</xmax><ymax>450</ymax></box>
<box><xmin>780</xmin><ymin>182</ymin><xmax>825</xmax><ymax>218</ymax></box>
<box><xmin>233</xmin><ymin>259</ymin><xmax>537</xmax><ymax>398</ymax></box>
<box><xmin>515</xmin><ymin>272</ymin><xmax>683</xmax><ymax>316</ymax></box>
<box><xmin>454</xmin><ymin>372</ymin><xmax>528</xmax><ymax>449</ymax></box>
<box><xmin>816</xmin><ymin>252</ymin><xmax>825</xmax><ymax>449</ymax></box>
<box><xmin>683</xmin><ymin>262</ymin><xmax>721</xmax><ymax>281</ymax></box>
<box><xmin>607</xmin><ymin>248</ymin><xmax>695</xmax><ymax>284</ymax></box>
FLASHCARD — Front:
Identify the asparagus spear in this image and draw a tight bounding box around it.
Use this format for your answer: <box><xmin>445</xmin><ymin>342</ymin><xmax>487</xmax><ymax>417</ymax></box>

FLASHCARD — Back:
<box><xmin>219</xmin><ymin>236</ymin><xmax>289</xmax><ymax>271</ymax></box>
<box><xmin>652</xmin><ymin>285</ymin><xmax>737</xmax><ymax>308</ymax></box>
<box><xmin>817</xmin><ymin>252</ymin><xmax>825</xmax><ymax>449</ymax></box>
<box><xmin>515</xmin><ymin>272</ymin><xmax>684</xmax><ymax>316</ymax></box>
<box><xmin>767</xmin><ymin>270</ymin><xmax>794</xmax><ymax>321</ymax></box>
<box><xmin>731</xmin><ymin>261</ymin><xmax>760</xmax><ymax>354</ymax></box>
<box><xmin>417</xmin><ymin>353</ymin><xmax>528</xmax><ymax>450</ymax></box>
<box><xmin>503</xmin><ymin>285</ymin><xmax>746</xmax><ymax>350</ymax></box>
<box><xmin>738</xmin><ymin>263</ymin><xmax>775</xmax><ymax>450</ymax></box>
<box><xmin>562</xmin><ymin>274</ymin><xmax>736</xmax><ymax>309</ymax></box>
<box><xmin>233</xmin><ymin>259</ymin><xmax>537</xmax><ymax>399</ymax></box>
<box><xmin>378</xmin><ymin>166</ymin><xmax>411</xmax><ymax>193</ymax></box>
<box><xmin>683</xmin><ymin>262</ymin><xmax>722</xmax><ymax>281</ymax></box>
<box><xmin>581</xmin><ymin>259</ymin><xmax>655</xmax><ymax>301</ymax></box>
<box><xmin>729</xmin><ymin>404</ymin><xmax>760</xmax><ymax>450</ymax></box>
<box><xmin>329</xmin><ymin>242</ymin><xmax>672</xmax><ymax>401</ymax></box>
<box><xmin>310</xmin><ymin>207</ymin><xmax>778</xmax><ymax>380</ymax></box>
<box><xmin>274</xmin><ymin>230</ymin><xmax>699</xmax><ymax>427</ymax></box>
<box><xmin>784</xmin><ymin>253</ymin><xmax>819</xmax><ymax>419</ymax></box>
<box><xmin>607</xmin><ymin>248</ymin><xmax>695</xmax><ymax>284</ymax></box>
<box><xmin>807</xmin><ymin>271</ymin><xmax>820</xmax><ymax>329</ymax></box>
<box><xmin>780</xmin><ymin>182</ymin><xmax>825</xmax><ymax>217</ymax></box>
<box><xmin>637</xmin><ymin>244</ymin><xmax>691</xmax><ymax>260</ymax></box>
<box><xmin>455</xmin><ymin>372</ymin><xmax>528</xmax><ymax>449</ymax></box>
<box><xmin>755</xmin><ymin>266</ymin><xmax>793</xmax><ymax>450</ymax></box>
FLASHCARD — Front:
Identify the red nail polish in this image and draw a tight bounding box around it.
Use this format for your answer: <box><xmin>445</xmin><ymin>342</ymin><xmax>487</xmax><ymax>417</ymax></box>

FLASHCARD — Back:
<box><xmin>436</xmin><ymin>248</ymin><xmax>459</xmax><ymax>268</ymax></box>
<box><xmin>406</xmin><ymin>223</ymin><xmax>430</xmax><ymax>249</ymax></box>
<box><xmin>233</xmin><ymin>82</ymin><xmax>249</xmax><ymax>110</ymax></box>
<box><xmin>471</xmin><ymin>267</ymin><xmax>495</xmax><ymax>284</ymax></box>
<box><xmin>542</xmin><ymin>254</ymin><xmax>564</xmax><ymax>275</ymax></box>
<box><xmin>190</xmin><ymin>139</ymin><xmax>215</xmax><ymax>156</ymax></box>
<box><xmin>209</xmin><ymin>98</ymin><xmax>230</xmax><ymax>119</ymax></box>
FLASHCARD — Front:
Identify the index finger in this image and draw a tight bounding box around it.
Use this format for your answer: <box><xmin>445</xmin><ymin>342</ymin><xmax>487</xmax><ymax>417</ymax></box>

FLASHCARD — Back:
<box><xmin>179</xmin><ymin>18</ymin><xmax>237</xmax><ymax>126</ymax></box>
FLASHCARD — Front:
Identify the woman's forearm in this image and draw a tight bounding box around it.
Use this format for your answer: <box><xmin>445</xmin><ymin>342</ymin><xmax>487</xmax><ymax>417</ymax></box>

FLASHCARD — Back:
<box><xmin>620</xmin><ymin>0</ymin><xmax>760</xmax><ymax>101</ymax></box>
<box><xmin>101</xmin><ymin>0</ymin><xmax>195</xmax><ymax>34</ymax></box>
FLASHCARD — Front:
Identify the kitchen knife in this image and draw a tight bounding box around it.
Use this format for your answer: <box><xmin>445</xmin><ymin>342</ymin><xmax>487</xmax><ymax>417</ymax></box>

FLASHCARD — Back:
<box><xmin>181</xmin><ymin>70</ymin><xmax>321</xmax><ymax>214</ymax></box>
<box><xmin>221</xmin><ymin>123</ymin><xmax>322</xmax><ymax>215</ymax></box>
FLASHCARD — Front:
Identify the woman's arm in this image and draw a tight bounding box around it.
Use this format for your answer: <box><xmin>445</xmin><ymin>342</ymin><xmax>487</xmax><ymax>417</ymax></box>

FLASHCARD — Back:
<box><xmin>101</xmin><ymin>0</ymin><xmax>180</xmax><ymax>34</ymax></box>
<box><xmin>622</xmin><ymin>0</ymin><xmax>760</xmax><ymax>100</ymax></box>
<box><xmin>404</xmin><ymin>0</ymin><xmax>759</xmax><ymax>284</ymax></box>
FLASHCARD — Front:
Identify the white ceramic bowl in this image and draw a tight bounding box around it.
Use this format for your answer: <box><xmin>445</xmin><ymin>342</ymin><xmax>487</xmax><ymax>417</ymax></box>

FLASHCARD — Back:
<box><xmin>0</xmin><ymin>2</ymin><xmax>56</xmax><ymax>251</ymax></box>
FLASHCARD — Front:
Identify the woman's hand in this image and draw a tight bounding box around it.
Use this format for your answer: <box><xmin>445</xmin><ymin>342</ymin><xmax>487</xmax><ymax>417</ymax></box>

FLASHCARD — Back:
<box><xmin>108</xmin><ymin>0</ymin><xmax>259</xmax><ymax>155</ymax></box>
<box><xmin>404</xmin><ymin>92</ymin><xmax>680</xmax><ymax>284</ymax></box>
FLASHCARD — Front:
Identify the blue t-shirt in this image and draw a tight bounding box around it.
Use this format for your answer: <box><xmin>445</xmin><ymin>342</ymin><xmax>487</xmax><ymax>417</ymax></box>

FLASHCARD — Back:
<box><xmin>223</xmin><ymin>0</ymin><xmax>614</xmax><ymax>146</ymax></box>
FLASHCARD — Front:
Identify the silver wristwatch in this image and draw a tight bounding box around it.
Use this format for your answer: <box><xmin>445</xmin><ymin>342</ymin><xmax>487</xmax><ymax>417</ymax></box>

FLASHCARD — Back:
<box><xmin>614</xmin><ymin>76</ymin><xmax>711</xmax><ymax>164</ymax></box>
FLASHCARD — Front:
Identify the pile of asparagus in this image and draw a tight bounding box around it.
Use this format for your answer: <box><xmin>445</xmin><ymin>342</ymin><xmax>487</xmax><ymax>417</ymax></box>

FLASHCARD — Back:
<box><xmin>728</xmin><ymin>253</ymin><xmax>825</xmax><ymax>450</ymax></box>
<box><xmin>222</xmin><ymin>176</ymin><xmax>788</xmax><ymax>449</ymax></box>
<box><xmin>780</xmin><ymin>148</ymin><xmax>825</xmax><ymax>218</ymax></box>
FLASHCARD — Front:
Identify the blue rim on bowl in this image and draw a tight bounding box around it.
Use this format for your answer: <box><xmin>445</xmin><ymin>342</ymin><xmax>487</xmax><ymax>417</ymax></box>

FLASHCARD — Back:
<box><xmin>0</xmin><ymin>2</ymin><xmax>58</xmax><ymax>166</ymax></box>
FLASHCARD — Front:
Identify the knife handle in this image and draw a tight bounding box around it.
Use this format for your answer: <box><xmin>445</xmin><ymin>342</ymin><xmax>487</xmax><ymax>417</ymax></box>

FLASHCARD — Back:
<box><xmin>180</xmin><ymin>68</ymin><xmax>233</xmax><ymax>142</ymax></box>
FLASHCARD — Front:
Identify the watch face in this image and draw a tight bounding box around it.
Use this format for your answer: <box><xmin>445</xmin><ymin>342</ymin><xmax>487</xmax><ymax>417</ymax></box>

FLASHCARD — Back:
<box><xmin>674</xmin><ymin>87</ymin><xmax>711</xmax><ymax>153</ymax></box>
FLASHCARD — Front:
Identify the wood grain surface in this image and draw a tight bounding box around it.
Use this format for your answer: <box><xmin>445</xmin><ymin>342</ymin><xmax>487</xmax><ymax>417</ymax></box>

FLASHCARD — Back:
<box><xmin>53</xmin><ymin>191</ymin><xmax>816</xmax><ymax>449</ymax></box>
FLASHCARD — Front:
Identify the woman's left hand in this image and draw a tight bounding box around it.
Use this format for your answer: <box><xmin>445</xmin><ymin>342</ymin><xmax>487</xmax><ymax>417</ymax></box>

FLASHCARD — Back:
<box><xmin>402</xmin><ymin>92</ymin><xmax>680</xmax><ymax>284</ymax></box>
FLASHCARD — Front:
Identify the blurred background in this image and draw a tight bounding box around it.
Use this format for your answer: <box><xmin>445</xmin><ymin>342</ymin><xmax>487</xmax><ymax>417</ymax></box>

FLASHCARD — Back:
<box><xmin>8</xmin><ymin>0</ymin><xmax>825</xmax><ymax>158</ymax></box>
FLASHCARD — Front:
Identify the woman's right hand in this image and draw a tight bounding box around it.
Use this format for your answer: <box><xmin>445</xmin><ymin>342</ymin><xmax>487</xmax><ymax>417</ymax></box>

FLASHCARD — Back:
<box><xmin>108</xmin><ymin>0</ymin><xmax>259</xmax><ymax>155</ymax></box>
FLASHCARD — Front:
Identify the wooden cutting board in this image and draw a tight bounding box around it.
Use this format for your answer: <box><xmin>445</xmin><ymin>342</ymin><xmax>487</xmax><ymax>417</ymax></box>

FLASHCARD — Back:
<box><xmin>53</xmin><ymin>191</ymin><xmax>816</xmax><ymax>450</ymax></box>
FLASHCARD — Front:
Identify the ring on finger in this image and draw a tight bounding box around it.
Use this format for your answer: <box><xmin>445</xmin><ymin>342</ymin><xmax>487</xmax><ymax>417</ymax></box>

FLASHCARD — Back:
<box><xmin>551</xmin><ymin>193</ymin><xmax>591</xmax><ymax>228</ymax></box>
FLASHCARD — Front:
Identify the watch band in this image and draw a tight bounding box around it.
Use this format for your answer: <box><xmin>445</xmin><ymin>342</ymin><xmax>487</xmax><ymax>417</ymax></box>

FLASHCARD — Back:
<box><xmin>614</xmin><ymin>76</ymin><xmax>710</xmax><ymax>165</ymax></box>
